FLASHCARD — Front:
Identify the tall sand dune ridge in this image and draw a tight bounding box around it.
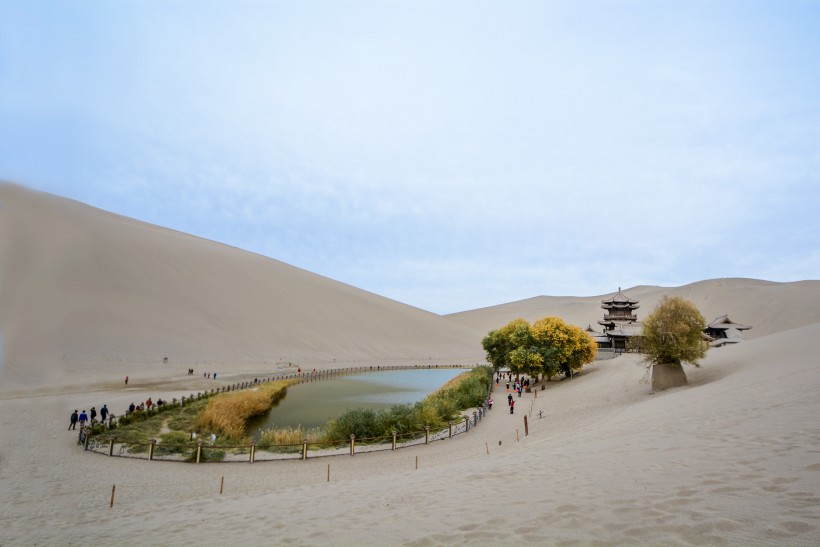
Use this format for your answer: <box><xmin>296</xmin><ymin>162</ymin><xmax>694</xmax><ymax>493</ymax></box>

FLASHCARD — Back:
<box><xmin>447</xmin><ymin>278</ymin><xmax>820</xmax><ymax>340</ymax></box>
<box><xmin>0</xmin><ymin>183</ymin><xmax>485</xmax><ymax>390</ymax></box>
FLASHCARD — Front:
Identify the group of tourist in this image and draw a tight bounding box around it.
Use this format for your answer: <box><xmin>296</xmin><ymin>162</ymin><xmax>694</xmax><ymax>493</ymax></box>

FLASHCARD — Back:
<box><xmin>494</xmin><ymin>372</ymin><xmax>532</xmax><ymax>414</ymax></box>
<box><xmin>69</xmin><ymin>395</ymin><xmax>174</xmax><ymax>430</ymax></box>
<box><xmin>68</xmin><ymin>404</ymin><xmax>110</xmax><ymax>430</ymax></box>
<box><xmin>127</xmin><ymin>397</ymin><xmax>166</xmax><ymax>413</ymax></box>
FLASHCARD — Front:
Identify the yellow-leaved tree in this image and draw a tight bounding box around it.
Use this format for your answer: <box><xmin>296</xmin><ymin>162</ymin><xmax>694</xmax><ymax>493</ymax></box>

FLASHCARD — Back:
<box><xmin>531</xmin><ymin>317</ymin><xmax>597</xmax><ymax>380</ymax></box>
<box><xmin>482</xmin><ymin>316</ymin><xmax>597</xmax><ymax>382</ymax></box>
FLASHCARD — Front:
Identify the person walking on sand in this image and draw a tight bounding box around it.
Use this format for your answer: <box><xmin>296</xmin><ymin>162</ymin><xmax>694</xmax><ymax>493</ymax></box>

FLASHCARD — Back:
<box><xmin>508</xmin><ymin>393</ymin><xmax>513</xmax><ymax>406</ymax></box>
<box><xmin>100</xmin><ymin>405</ymin><xmax>109</xmax><ymax>423</ymax></box>
<box><xmin>124</xmin><ymin>376</ymin><xmax>128</xmax><ymax>385</ymax></box>
<box><xmin>488</xmin><ymin>397</ymin><xmax>493</xmax><ymax>410</ymax></box>
<box><xmin>510</xmin><ymin>399</ymin><xmax>515</xmax><ymax>414</ymax></box>
<box><xmin>68</xmin><ymin>410</ymin><xmax>78</xmax><ymax>430</ymax></box>
<box><xmin>90</xmin><ymin>407</ymin><xmax>97</xmax><ymax>424</ymax></box>
<box><xmin>79</xmin><ymin>410</ymin><xmax>88</xmax><ymax>427</ymax></box>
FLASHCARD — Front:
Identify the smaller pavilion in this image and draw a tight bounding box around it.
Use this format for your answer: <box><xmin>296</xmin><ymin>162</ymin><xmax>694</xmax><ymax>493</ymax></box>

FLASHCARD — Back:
<box><xmin>704</xmin><ymin>315</ymin><xmax>752</xmax><ymax>347</ymax></box>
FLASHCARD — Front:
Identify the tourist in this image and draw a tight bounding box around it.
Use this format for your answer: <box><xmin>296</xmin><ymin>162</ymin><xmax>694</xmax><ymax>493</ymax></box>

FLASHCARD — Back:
<box><xmin>510</xmin><ymin>400</ymin><xmax>515</xmax><ymax>414</ymax></box>
<box><xmin>79</xmin><ymin>410</ymin><xmax>88</xmax><ymax>427</ymax></box>
<box><xmin>128</xmin><ymin>402</ymin><xmax>136</xmax><ymax>413</ymax></box>
<box><xmin>507</xmin><ymin>393</ymin><xmax>513</xmax><ymax>406</ymax></box>
<box><xmin>90</xmin><ymin>407</ymin><xmax>97</xmax><ymax>423</ymax></box>
<box><xmin>124</xmin><ymin>376</ymin><xmax>128</xmax><ymax>385</ymax></box>
<box><xmin>146</xmin><ymin>398</ymin><xmax>152</xmax><ymax>410</ymax></box>
<box><xmin>488</xmin><ymin>398</ymin><xmax>493</xmax><ymax>410</ymax></box>
<box><xmin>100</xmin><ymin>405</ymin><xmax>109</xmax><ymax>423</ymax></box>
<box><xmin>213</xmin><ymin>373</ymin><xmax>217</xmax><ymax>380</ymax></box>
<box><xmin>68</xmin><ymin>410</ymin><xmax>78</xmax><ymax>430</ymax></box>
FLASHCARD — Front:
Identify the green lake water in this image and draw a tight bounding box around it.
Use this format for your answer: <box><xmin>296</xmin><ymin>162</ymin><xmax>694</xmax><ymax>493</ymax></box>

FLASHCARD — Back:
<box><xmin>248</xmin><ymin>368</ymin><xmax>465</xmax><ymax>435</ymax></box>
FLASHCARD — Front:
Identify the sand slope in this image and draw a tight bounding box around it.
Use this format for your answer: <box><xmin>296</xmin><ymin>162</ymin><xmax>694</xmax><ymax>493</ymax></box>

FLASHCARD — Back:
<box><xmin>0</xmin><ymin>184</ymin><xmax>484</xmax><ymax>390</ymax></box>
<box><xmin>1</xmin><ymin>323</ymin><xmax>817</xmax><ymax>545</ymax></box>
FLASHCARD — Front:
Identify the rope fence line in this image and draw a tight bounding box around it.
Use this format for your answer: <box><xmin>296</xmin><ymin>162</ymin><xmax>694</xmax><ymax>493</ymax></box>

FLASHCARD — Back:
<box><xmin>78</xmin><ymin>364</ymin><xmax>492</xmax><ymax>464</ymax></box>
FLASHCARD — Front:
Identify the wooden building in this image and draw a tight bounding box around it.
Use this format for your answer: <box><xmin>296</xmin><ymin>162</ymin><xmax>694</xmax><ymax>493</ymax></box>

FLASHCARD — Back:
<box><xmin>704</xmin><ymin>315</ymin><xmax>752</xmax><ymax>347</ymax></box>
<box><xmin>588</xmin><ymin>288</ymin><xmax>643</xmax><ymax>351</ymax></box>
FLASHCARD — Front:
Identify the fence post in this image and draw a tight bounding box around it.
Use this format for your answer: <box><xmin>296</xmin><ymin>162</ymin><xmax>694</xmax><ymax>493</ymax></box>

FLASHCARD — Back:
<box><xmin>473</xmin><ymin>411</ymin><xmax>478</xmax><ymax>426</ymax></box>
<box><xmin>448</xmin><ymin>422</ymin><xmax>453</xmax><ymax>439</ymax></box>
<box><xmin>250</xmin><ymin>442</ymin><xmax>256</xmax><ymax>463</ymax></box>
<box><xmin>524</xmin><ymin>415</ymin><xmax>529</xmax><ymax>436</ymax></box>
<box><xmin>392</xmin><ymin>431</ymin><xmax>397</xmax><ymax>451</ymax></box>
<box><xmin>464</xmin><ymin>416</ymin><xmax>469</xmax><ymax>432</ymax></box>
<box><xmin>302</xmin><ymin>438</ymin><xmax>308</xmax><ymax>460</ymax></box>
<box><xmin>196</xmin><ymin>440</ymin><xmax>203</xmax><ymax>464</ymax></box>
<box><xmin>149</xmin><ymin>439</ymin><xmax>156</xmax><ymax>461</ymax></box>
<box><xmin>83</xmin><ymin>428</ymin><xmax>90</xmax><ymax>450</ymax></box>
<box><xmin>425</xmin><ymin>426</ymin><xmax>430</xmax><ymax>445</ymax></box>
<box><xmin>108</xmin><ymin>436</ymin><xmax>115</xmax><ymax>456</ymax></box>
<box><xmin>350</xmin><ymin>434</ymin><xmax>355</xmax><ymax>456</ymax></box>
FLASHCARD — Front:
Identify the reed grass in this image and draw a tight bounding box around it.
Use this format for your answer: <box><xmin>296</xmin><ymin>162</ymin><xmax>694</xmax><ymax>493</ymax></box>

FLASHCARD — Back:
<box><xmin>199</xmin><ymin>380</ymin><xmax>294</xmax><ymax>442</ymax></box>
<box><xmin>257</xmin><ymin>425</ymin><xmax>324</xmax><ymax>447</ymax></box>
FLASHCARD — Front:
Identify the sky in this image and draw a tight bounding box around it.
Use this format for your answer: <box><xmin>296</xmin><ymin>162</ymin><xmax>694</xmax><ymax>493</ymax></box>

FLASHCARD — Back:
<box><xmin>1</xmin><ymin>1</ymin><xmax>818</xmax><ymax>314</ymax></box>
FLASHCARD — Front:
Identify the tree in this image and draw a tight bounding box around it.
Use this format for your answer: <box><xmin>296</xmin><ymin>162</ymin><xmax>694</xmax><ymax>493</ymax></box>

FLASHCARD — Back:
<box><xmin>531</xmin><ymin>317</ymin><xmax>597</xmax><ymax>379</ymax></box>
<box><xmin>640</xmin><ymin>295</ymin><xmax>707</xmax><ymax>391</ymax></box>
<box><xmin>482</xmin><ymin>317</ymin><xmax>597</xmax><ymax>382</ymax></box>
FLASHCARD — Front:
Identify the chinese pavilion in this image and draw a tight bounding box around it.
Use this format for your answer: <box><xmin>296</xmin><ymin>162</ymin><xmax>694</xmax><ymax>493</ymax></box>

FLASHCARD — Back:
<box><xmin>589</xmin><ymin>287</ymin><xmax>643</xmax><ymax>350</ymax></box>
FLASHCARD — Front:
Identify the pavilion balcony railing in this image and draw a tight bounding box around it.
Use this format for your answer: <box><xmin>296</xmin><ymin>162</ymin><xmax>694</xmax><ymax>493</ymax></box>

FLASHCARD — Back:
<box><xmin>602</xmin><ymin>314</ymin><xmax>637</xmax><ymax>321</ymax></box>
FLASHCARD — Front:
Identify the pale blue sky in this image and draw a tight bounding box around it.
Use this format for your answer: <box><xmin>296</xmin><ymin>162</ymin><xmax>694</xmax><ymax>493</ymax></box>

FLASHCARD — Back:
<box><xmin>2</xmin><ymin>1</ymin><xmax>818</xmax><ymax>314</ymax></box>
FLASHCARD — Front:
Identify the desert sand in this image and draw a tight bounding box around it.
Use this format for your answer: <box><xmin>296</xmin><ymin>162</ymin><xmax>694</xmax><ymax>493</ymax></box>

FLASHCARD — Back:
<box><xmin>1</xmin><ymin>184</ymin><xmax>819</xmax><ymax>545</ymax></box>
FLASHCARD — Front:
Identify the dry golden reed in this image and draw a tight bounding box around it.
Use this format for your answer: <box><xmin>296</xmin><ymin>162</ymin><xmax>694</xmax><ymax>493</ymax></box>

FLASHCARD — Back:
<box><xmin>258</xmin><ymin>425</ymin><xmax>324</xmax><ymax>446</ymax></box>
<box><xmin>199</xmin><ymin>380</ymin><xmax>294</xmax><ymax>442</ymax></box>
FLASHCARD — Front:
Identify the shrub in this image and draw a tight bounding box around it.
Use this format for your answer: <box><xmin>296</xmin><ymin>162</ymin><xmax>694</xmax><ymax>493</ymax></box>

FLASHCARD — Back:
<box><xmin>321</xmin><ymin>367</ymin><xmax>492</xmax><ymax>443</ymax></box>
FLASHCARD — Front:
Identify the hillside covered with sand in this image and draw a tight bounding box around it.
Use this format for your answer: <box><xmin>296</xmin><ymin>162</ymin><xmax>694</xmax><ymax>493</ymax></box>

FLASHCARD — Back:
<box><xmin>0</xmin><ymin>183</ymin><xmax>485</xmax><ymax>391</ymax></box>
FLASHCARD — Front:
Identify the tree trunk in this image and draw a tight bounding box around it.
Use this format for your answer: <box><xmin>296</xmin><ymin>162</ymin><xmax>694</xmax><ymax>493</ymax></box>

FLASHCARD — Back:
<box><xmin>651</xmin><ymin>363</ymin><xmax>688</xmax><ymax>392</ymax></box>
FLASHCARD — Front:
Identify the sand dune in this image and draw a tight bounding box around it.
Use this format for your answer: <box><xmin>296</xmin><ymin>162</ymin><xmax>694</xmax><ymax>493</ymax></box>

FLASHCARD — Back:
<box><xmin>0</xmin><ymin>183</ymin><xmax>484</xmax><ymax>391</ymax></box>
<box><xmin>1</xmin><ymin>184</ymin><xmax>818</xmax><ymax>545</ymax></box>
